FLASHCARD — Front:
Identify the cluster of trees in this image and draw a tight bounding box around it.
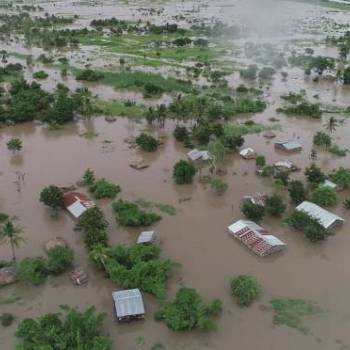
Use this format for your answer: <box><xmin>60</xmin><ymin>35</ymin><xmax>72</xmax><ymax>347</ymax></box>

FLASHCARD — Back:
<box><xmin>16</xmin><ymin>306</ymin><xmax>112</xmax><ymax>350</ymax></box>
<box><xmin>112</xmin><ymin>199</ymin><xmax>161</xmax><ymax>226</ymax></box>
<box><xmin>0</xmin><ymin>81</ymin><xmax>96</xmax><ymax>125</ymax></box>
<box><xmin>90</xmin><ymin>244</ymin><xmax>179</xmax><ymax>298</ymax></box>
<box><xmin>136</xmin><ymin>133</ymin><xmax>159</xmax><ymax>152</ymax></box>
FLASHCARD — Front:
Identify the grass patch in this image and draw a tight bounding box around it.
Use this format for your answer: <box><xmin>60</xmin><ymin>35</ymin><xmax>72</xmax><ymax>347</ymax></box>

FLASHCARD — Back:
<box><xmin>271</xmin><ymin>298</ymin><xmax>322</xmax><ymax>334</ymax></box>
<box><xmin>0</xmin><ymin>293</ymin><xmax>21</xmax><ymax>305</ymax></box>
<box><xmin>135</xmin><ymin>198</ymin><xmax>177</xmax><ymax>215</ymax></box>
<box><xmin>95</xmin><ymin>99</ymin><xmax>146</xmax><ymax>120</ymax></box>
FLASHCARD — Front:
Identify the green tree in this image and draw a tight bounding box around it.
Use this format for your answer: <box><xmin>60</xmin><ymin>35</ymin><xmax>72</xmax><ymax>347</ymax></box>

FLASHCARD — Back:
<box><xmin>46</xmin><ymin>246</ymin><xmax>74</xmax><ymax>275</ymax></box>
<box><xmin>304</xmin><ymin>164</ymin><xmax>326</xmax><ymax>186</ymax></box>
<box><xmin>89</xmin><ymin>179</ymin><xmax>121</xmax><ymax>199</ymax></box>
<box><xmin>324</xmin><ymin>116</ymin><xmax>339</xmax><ymax>134</ymax></box>
<box><xmin>230</xmin><ymin>275</ymin><xmax>260</xmax><ymax>307</ymax></box>
<box><xmin>155</xmin><ymin>288</ymin><xmax>222</xmax><ymax>331</ymax></box>
<box><xmin>17</xmin><ymin>257</ymin><xmax>48</xmax><ymax>285</ymax></box>
<box><xmin>241</xmin><ymin>201</ymin><xmax>265</xmax><ymax>223</ymax></box>
<box><xmin>173</xmin><ymin>160</ymin><xmax>196</xmax><ymax>185</ymax></box>
<box><xmin>255</xmin><ymin>155</ymin><xmax>266</xmax><ymax>168</ymax></box>
<box><xmin>136</xmin><ymin>133</ymin><xmax>158</xmax><ymax>152</ymax></box>
<box><xmin>343</xmin><ymin>66</ymin><xmax>350</xmax><ymax>84</ymax></box>
<box><xmin>330</xmin><ymin>167</ymin><xmax>350</xmax><ymax>189</ymax></box>
<box><xmin>313</xmin><ymin>131</ymin><xmax>332</xmax><ymax>148</ymax></box>
<box><xmin>311</xmin><ymin>187</ymin><xmax>337</xmax><ymax>207</ymax></box>
<box><xmin>83</xmin><ymin>168</ymin><xmax>95</xmax><ymax>186</ymax></box>
<box><xmin>210</xmin><ymin>177</ymin><xmax>228</xmax><ymax>195</ymax></box>
<box><xmin>6</xmin><ymin>138</ymin><xmax>22</xmax><ymax>153</ymax></box>
<box><xmin>265</xmin><ymin>194</ymin><xmax>286</xmax><ymax>217</ymax></box>
<box><xmin>288</xmin><ymin>180</ymin><xmax>307</xmax><ymax>205</ymax></box>
<box><xmin>0</xmin><ymin>220</ymin><xmax>24</xmax><ymax>261</ymax></box>
<box><xmin>40</xmin><ymin>185</ymin><xmax>64</xmax><ymax>211</ymax></box>
<box><xmin>207</xmin><ymin>140</ymin><xmax>227</xmax><ymax>174</ymax></box>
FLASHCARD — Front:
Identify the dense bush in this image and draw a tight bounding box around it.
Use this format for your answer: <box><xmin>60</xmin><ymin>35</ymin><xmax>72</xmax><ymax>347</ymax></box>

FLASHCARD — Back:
<box><xmin>210</xmin><ymin>177</ymin><xmax>228</xmax><ymax>195</ymax></box>
<box><xmin>313</xmin><ymin>131</ymin><xmax>332</xmax><ymax>148</ymax></box>
<box><xmin>155</xmin><ymin>288</ymin><xmax>222</xmax><ymax>331</ymax></box>
<box><xmin>173</xmin><ymin>125</ymin><xmax>190</xmax><ymax>142</ymax></box>
<box><xmin>330</xmin><ymin>167</ymin><xmax>350</xmax><ymax>189</ymax></box>
<box><xmin>112</xmin><ymin>199</ymin><xmax>161</xmax><ymax>226</ymax></box>
<box><xmin>265</xmin><ymin>194</ymin><xmax>286</xmax><ymax>217</ymax></box>
<box><xmin>304</xmin><ymin>164</ymin><xmax>326</xmax><ymax>186</ymax></box>
<box><xmin>311</xmin><ymin>187</ymin><xmax>337</xmax><ymax>207</ymax></box>
<box><xmin>230</xmin><ymin>275</ymin><xmax>260</xmax><ymax>307</ymax></box>
<box><xmin>16</xmin><ymin>306</ymin><xmax>112</xmax><ymax>350</ymax></box>
<box><xmin>241</xmin><ymin>201</ymin><xmax>265</xmax><ymax>223</ymax></box>
<box><xmin>33</xmin><ymin>70</ymin><xmax>48</xmax><ymax>79</ymax></box>
<box><xmin>46</xmin><ymin>246</ymin><xmax>74</xmax><ymax>275</ymax></box>
<box><xmin>17</xmin><ymin>257</ymin><xmax>48</xmax><ymax>285</ymax></box>
<box><xmin>255</xmin><ymin>155</ymin><xmax>266</xmax><ymax>168</ymax></box>
<box><xmin>83</xmin><ymin>168</ymin><xmax>95</xmax><ymax>186</ymax></box>
<box><xmin>286</xmin><ymin>210</ymin><xmax>328</xmax><ymax>242</ymax></box>
<box><xmin>89</xmin><ymin>178</ymin><xmax>121</xmax><ymax>199</ymax></box>
<box><xmin>136</xmin><ymin>133</ymin><xmax>159</xmax><ymax>152</ymax></box>
<box><xmin>90</xmin><ymin>244</ymin><xmax>178</xmax><ymax>298</ymax></box>
<box><xmin>173</xmin><ymin>160</ymin><xmax>196</xmax><ymax>185</ymax></box>
<box><xmin>76</xmin><ymin>69</ymin><xmax>104</xmax><ymax>81</ymax></box>
<box><xmin>288</xmin><ymin>180</ymin><xmax>307</xmax><ymax>205</ymax></box>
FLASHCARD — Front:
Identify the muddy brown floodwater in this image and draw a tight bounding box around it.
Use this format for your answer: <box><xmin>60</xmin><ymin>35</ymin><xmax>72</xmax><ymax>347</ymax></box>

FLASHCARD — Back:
<box><xmin>2</xmin><ymin>0</ymin><xmax>350</xmax><ymax>349</ymax></box>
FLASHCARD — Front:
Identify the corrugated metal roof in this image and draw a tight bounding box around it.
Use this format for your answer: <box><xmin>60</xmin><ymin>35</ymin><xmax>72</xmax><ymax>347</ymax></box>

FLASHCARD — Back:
<box><xmin>187</xmin><ymin>149</ymin><xmax>210</xmax><ymax>161</ymax></box>
<box><xmin>64</xmin><ymin>192</ymin><xmax>95</xmax><ymax>218</ymax></box>
<box><xmin>296</xmin><ymin>201</ymin><xmax>344</xmax><ymax>229</ymax></box>
<box><xmin>137</xmin><ymin>231</ymin><xmax>157</xmax><ymax>244</ymax></box>
<box><xmin>320</xmin><ymin>179</ymin><xmax>337</xmax><ymax>190</ymax></box>
<box><xmin>275</xmin><ymin>141</ymin><xmax>302</xmax><ymax>151</ymax></box>
<box><xmin>227</xmin><ymin>220</ymin><xmax>286</xmax><ymax>256</ymax></box>
<box><xmin>112</xmin><ymin>289</ymin><xmax>145</xmax><ymax>318</ymax></box>
<box><xmin>239</xmin><ymin>148</ymin><xmax>256</xmax><ymax>159</ymax></box>
<box><xmin>274</xmin><ymin>160</ymin><xmax>294</xmax><ymax>170</ymax></box>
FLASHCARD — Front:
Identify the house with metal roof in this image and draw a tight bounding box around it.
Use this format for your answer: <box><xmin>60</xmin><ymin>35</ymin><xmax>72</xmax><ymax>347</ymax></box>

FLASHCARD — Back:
<box><xmin>274</xmin><ymin>160</ymin><xmax>298</xmax><ymax>172</ymax></box>
<box><xmin>275</xmin><ymin>141</ymin><xmax>302</xmax><ymax>153</ymax></box>
<box><xmin>112</xmin><ymin>289</ymin><xmax>145</xmax><ymax>322</ymax></box>
<box><xmin>187</xmin><ymin>149</ymin><xmax>211</xmax><ymax>162</ymax></box>
<box><xmin>137</xmin><ymin>231</ymin><xmax>160</xmax><ymax>245</ymax></box>
<box><xmin>242</xmin><ymin>193</ymin><xmax>267</xmax><ymax>207</ymax></box>
<box><xmin>239</xmin><ymin>148</ymin><xmax>256</xmax><ymax>159</ymax></box>
<box><xmin>227</xmin><ymin>220</ymin><xmax>286</xmax><ymax>256</ymax></box>
<box><xmin>63</xmin><ymin>192</ymin><xmax>95</xmax><ymax>219</ymax></box>
<box><xmin>296</xmin><ymin>201</ymin><xmax>344</xmax><ymax>229</ymax></box>
<box><xmin>320</xmin><ymin>179</ymin><xmax>337</xmax><ymax>190</ymax></box>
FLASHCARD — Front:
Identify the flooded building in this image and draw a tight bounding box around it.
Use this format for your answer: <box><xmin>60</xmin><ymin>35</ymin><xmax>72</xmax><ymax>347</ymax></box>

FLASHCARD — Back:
<box><xmin>242</xmin><ymin>193</ymin><xmax>267</xmax><ymax>207</ymax></box>
<box><xmin>227</xmin><ymin>220</ymin><xmax>286</xmax><ymax>256</ymax></box>
<box><xmin>63</xmin><ymin>192</ymin><xmax>95</xmax><ymax>219</ymax></box>
<box><xmin>187</xmin><ymin>149</ymin><xmax>211</xmax><ymax>161</ymax></box>
<box><xmin>112</xmin><ymin>289</ymin><xmax>145</xmax><ymax>322</ymax></box>
<box><xmin>296</xmin><ymin>201</ymin><xmax>345</xmax><ymax>229</ymax></box>
<box><xmin>275</xmin><ymin>141</ymin><xmax>302</xmax><ymax>153</ymax></box>
<box><xmin>274</xmin><ymin>160</ymin><xmax>298</xmax><ymax>172</ymax></box>
<box><xmin>136</xmin><ymin>230</ymin><xmax>160</xmax><ymax>245</ymax></box>
<box><xmin>239</xmin><ymin>148</ymin><xmax>256</xmax><ymax>159</ymax></box>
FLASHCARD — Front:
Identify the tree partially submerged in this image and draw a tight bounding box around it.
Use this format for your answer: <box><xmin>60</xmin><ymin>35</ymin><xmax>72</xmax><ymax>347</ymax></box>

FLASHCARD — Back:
<box><xmin>230</xmin><ymin>275</ymin><xmax>260</xmax><ymax>307</ymax></box>
<box><xmin>241</xmin><ymin>201</ymin><xmax>265</xmax><ymax>223</ymax></box>
<box><xmin>155</xmin><ymin>287</ymin><xmax>222</xmax><ymax>331</ymax></box>
<box><xmin>40</xmin><ymin>185</ymin><xmax>64</xmax><ymax>212</ymax></box>
<box><xmin>173</xmin><ymin>160</ymin><xmax>196</xmax><ymax>185</ymax></box>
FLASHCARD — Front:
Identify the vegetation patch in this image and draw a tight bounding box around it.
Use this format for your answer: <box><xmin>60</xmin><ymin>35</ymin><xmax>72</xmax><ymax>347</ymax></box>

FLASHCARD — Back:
<box><xmin>230</xmin><ymin>275</ymin><xmax>260</xmax><ymax>307</ymax></box>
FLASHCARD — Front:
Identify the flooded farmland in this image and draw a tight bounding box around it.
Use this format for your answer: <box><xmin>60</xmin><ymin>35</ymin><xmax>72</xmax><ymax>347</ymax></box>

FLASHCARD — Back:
<box><xmin>1</xmin><ymin>0</ymin><xmax>350</xmax><ymax>349</ymax></box>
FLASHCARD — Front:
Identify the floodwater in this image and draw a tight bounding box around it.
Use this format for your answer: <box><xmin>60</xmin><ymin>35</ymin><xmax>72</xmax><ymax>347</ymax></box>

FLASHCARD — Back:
<box><xmin>1</xmin><ymin>0</ymin><xmax>350</xmax><ymax>349</ymax></box>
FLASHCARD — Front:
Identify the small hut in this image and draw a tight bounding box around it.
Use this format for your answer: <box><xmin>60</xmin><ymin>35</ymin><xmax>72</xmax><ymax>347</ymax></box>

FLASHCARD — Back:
<box><xmin>242</xmin><ymin>193</ymin><xmax>267</xmax><ymax>207</ymax></box>
<box><xmin>64</xmin><ymin>192</ymin><xmax>95</xmax><ymax>219</ymax></box>
<box><xmin>239</xmin><ymin>148</ymin><xmax>256</xmax><ymax>159</ymax></box>
<box><xmin>275</xmin><ymin>141</ymin><xmax>302</xmax><ymax>153</ymax></box>
<box><xmin>112</xmin><ymin>289</ymin><xmax>145</xmax><ymax>322</ymax></box>
<box><xmin>136</xmin><ymin>231</ymin><xmax>160</xmax><ymax>245</ymax></box>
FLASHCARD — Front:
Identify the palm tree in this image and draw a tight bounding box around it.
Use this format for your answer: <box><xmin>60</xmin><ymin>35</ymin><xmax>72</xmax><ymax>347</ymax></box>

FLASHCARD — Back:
<box><xmin>0</xmin><ymin>220</ymin><xmax>24</xmax><ymax>262</ymax></box>
<box><xmin>324</xmin><ymin>116</ymin><xmax>339</xmax><ymax>134</ymax></box>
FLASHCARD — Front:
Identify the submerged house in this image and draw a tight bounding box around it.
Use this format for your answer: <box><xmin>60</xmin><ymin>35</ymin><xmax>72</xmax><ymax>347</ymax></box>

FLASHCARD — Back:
<box><xmin>227</xmin><ymin>220</ymin><xmax>286</xmax><ymax>256</ymax></box>
<box><xmin>63</xmin><ymin>192</ymin><xmax>95</xmax><ymax>219</ymax></box>
<box><xmin>136</xmin><ymin>230</ymin><xmax>160</xmax><ymax>245</ymax></box>
<box><xmin>112</xmin><ymin>289</ymin><xmax>145</xmax><ymax>322</ymax></box>
<box><xmin>275</xmin><ymin>141</ymin><xmax>302</xmax><ymax>153</ymax></box>
<box><xmin>187</xmin><ymin>149</ymin><xmax>211</xmax><ymax>162</ymax></box>
<box><xmin>239</xmin><ymin>148</ymin><xmax>256</xmax><ymax>159</ymax></box>
<box><xmin>274</xmin><ymin>160</ymin><xmax>298</xmax><ymax>172</ymax></box>
<box><xmin>242</xmin><ymin>193</ymin><xmax>267</xmax><ymax>207</ymax></box>
<box><xmin>296</xmin><ymin>201</ymin><xmax>344</xmax><ymax>229</ymax></box>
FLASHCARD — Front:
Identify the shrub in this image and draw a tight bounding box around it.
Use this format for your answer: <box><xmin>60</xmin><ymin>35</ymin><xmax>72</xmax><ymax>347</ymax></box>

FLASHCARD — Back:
<box><xmin>255</xmin><ymin>155</ymin><xmax>266</xmax><ymax>168</ymax></box>
<box><xmin>33</xmin><ymin>70</ymin><xmax>48</xmax><ymax>79</ymax></box>
<box><xmin>330</xmin><ymin>167</ymin><xmax>350</xmax><ymax>189</ymax></box>
<box><xmin>311</xmin><ymin>187</ymin><xmax>337</xmax><ymax>207</ymax></box>
<box><xmin>258</xmin><ymin>67</ymin><xmax>276</xmax><ymax>79</ymax></box>
<box><xmin>230</xmin><ymin>275</ymin><xmax>260</xmax><ymax>307</ymax></box>
<box><xmin>15</xmin><ymin>306</ymin><xmax>112</xmax><ymax>349</ymax></box>
<box><xmin>46</xmin><ymin>246</ymin><xmax>74</xmax><ymax>275</ymax></box>
<box><xmin>76</xmin><ymin>69</ymin><xmax>104</xmax><ymax>81</ymax></box>
<box><xmin>173</xmin><ymin>125</ymin><xmax>189</xmax><ymax>142</ymax></box>
<box><xmin>89</xmin><ymin>178</ymin><xmax>121</xmax><ymax>199</ymax></box>
<box><xmin>288</xmin><ymin>180</ymin><xmax>307</xmax><ymax>205</ymax></box>
<box><xmin>83</xmin><ymin>168</ymin><xmax>95</xmax><ymax>186</ymax></box>
<box><xmin>136</xmin><ymin>133</ymin><xmax>158</xmax><ymax>152</ymax></box>
<box><xmin>173</xmin><ymin>160</ymin><xmax>196</xmax><ymax>185</ymax></box>
<box><xmin>241</xmin><ymin>201</ymin><xmax>265</xmax><ymax>223</ymax></box>
<box><xmin>261</xmin><ymin>165</ymin><xmax>275</xmax><ymax>177</ymax></box>
<box><xmin>273</xmin><ymin>171</ymin><xmax>289</xmax><ymax>186</ymax></box>
<box><xmin>7</xmin><ymin>138</ymin><xmax>22</xmax><ymax>152</ymax></box>
<box><xmin>286</xmin><ymin>210</ymin><xmax>328</xmax><ymax>242</ymax></box>
<box><xmin>313</xmin><ymin>131</ymin><xmax>332</xmax><ymax>148</ymax></box>
<box><xmin>210</xmin><ymin>178</ymin><xmax>228</xmax><ymax>195</ymax></box>
<box><xmin>1</xmin><ymin>313</ymin><xmax>14</xmax><ymax>327</ymax></box>
<box><xmin>265</xmin><ymin>194</ymin><xmax>286</xmax><ymax>217</ymax></box>
<box><xmin>112</xmin><ymin>200</ymin><xmax>161</xmax><ymax>227</ymax></box>
<box><xmin>343</xmin><ymin>198</ymin><xmax>350</xmax><ymax>209</ymax></box>
<box><xmin>17</xmin><ymin>257</ymin><xmax>48</xmax><ymax>285</ymax></box>
<box><xmin>39</xmin><ymin>185</ymin><xmax>64</xmax><ymax>211</ymax></box>
<box><xmin>155</xmin><ymin>288</ymin><xmax>222</xmax><ymax>331</ymax></box>
<box><xmin>304</xmin><ymin>164</ymin><xmax>326</xmax><ymax>186</ymax></box>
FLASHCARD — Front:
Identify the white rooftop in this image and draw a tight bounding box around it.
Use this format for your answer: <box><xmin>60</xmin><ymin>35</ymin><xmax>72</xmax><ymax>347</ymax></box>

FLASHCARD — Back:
<box><xmin>112</xmin><ymin>289</ymin><xmax>145</xmax><ymax>318</ymax></box>
<box><xmin>296</xmin><ymin>201</ymin><xmax>344</xmax><ymax>229</ymax></box>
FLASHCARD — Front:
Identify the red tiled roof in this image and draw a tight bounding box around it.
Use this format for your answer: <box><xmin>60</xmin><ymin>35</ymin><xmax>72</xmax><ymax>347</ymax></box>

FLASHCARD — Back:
<box><xmin>63</xmin><ymin>192</ymin><xmax>93</xmax><ymax>208</ymax></box>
